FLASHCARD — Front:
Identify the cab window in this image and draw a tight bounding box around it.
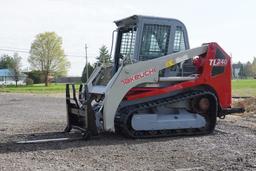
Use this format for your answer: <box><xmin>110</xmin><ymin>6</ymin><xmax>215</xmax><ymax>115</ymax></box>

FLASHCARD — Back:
<box><xmin>140</xmin><ymin>24</ymin><xmax>170</xmax><ymax>60</ymax></box>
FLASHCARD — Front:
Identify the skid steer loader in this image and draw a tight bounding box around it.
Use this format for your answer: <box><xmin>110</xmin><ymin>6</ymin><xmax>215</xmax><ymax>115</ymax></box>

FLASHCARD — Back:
<box><xmin>65</xmin><ymin>15</ymin><xmax>244</xmax><ymax>138</ymax></box>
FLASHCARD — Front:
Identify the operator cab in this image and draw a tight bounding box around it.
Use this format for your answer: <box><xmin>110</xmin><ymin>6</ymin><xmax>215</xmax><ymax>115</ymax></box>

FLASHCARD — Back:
<box><xmin>113</xmin><ymin>15</ymin><xmax>190</xmax><ymax>74</ymax></box>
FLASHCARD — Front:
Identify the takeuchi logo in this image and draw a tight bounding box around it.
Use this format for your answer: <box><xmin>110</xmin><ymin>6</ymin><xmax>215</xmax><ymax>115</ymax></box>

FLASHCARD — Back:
<box><xmin>121</xmin><ymin>68</ymin><xmax>157</xmax><ymax>85</ymax></box>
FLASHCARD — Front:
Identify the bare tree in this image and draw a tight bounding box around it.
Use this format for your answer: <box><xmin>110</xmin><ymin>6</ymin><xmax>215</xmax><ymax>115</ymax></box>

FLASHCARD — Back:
<box><xmin>8</xmin><ymin>53</ymin><xmax>22</xmax><ymax>87</ymax></box>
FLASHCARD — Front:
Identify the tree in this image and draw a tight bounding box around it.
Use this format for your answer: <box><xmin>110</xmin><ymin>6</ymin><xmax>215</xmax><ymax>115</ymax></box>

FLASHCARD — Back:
<box><xmin>0</xmin><ymin>53</ymin><xmax>22</xmax><ymax>87</ymax></box>
<box><xmin>28</xmin><ymin>32</ymin><xmax>70</xmax><ymax>86</ymax></box>
<box><xmin>8</xmin><ymin>53</ymin><xmax>22</xmax><ymax>87</ymax></box>
<box><xmin>96</xmin><ymin>45</ymin><xmax>111</xmax><ymax>65</ymax></box>
<box><xmin>244</xmin><ymin>61</ymin><xmax>253</xmax><ymax>78</ymax></box>
<box><xmin>81</xmin><ymin>63</ymin><xmax>94</xmax><ymax>82</ymax></box>
<box><xmin>238</xmin><ymin>64</ymin><xmax>246</xmax><ymax>79</ymax></box>
<box><xmin>252</xmin><ymin>57</ymin><xmax>256</xmax><ymax>77</ymax></box>
<box><xmin>26</xmin><ymin>70</ymin><xmax>43</xmax><ymax>84</ymax></box>
<box><xmin>0</xmin><ymin>54</ymin><xmax>13</xmax><ymax>69</ymax></box>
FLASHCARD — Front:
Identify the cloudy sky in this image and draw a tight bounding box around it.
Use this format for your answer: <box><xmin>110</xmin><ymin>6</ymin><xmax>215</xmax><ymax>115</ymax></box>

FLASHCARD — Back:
<box><xmin>0</xmin><ymin>0</ymin><xmax>255</xmax><ymax>76</ymax></box>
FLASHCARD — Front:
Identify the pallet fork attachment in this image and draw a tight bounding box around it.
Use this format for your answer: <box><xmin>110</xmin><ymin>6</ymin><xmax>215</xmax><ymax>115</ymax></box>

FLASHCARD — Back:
<box><xmin>65</xmin><ymin>84</ymin><xmax>98</xmax><ymax>138</ymax></box>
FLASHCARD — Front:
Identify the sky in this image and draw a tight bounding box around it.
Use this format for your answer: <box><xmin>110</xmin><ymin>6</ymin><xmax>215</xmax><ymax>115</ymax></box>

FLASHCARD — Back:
<box><xmin>0</xmin><ymin>0</ymin><xmax>255</xmax><ymax>76</ymax></box>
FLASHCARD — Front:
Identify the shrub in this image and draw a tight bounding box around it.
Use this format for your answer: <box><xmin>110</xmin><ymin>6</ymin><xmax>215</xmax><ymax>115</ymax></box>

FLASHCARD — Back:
<box><xmin>26</xmin><ymin>70</ymin><xmax>43</xmax><ymax>84</ymax></box>
<box><xmin>25</xmin><ymin>78</ymin><xmax>34</xmax><ymax>85</ymax></box>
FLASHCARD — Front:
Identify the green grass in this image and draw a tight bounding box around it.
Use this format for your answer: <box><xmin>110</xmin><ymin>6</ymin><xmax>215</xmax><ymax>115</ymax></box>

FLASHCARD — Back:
<box><xmin>232</xmin><ymin>79</ymin><xmax>256</xmax><ymax>96</ymax></box>
<box><xmin>0</xmin><ymin>80</ymin><xmax>255</xmax><ymax>96</ymax></box>
<box><xmin>0</xmin><ymin>83</ymin><xmax>80</xmax><ymax>94</ymax></box>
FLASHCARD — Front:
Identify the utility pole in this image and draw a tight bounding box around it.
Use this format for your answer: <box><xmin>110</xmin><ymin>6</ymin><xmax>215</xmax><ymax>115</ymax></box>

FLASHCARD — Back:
<box><xmin>85</xmin><ymin>44</ymin><xmax>88</xmax><ymax>81</ymax></box>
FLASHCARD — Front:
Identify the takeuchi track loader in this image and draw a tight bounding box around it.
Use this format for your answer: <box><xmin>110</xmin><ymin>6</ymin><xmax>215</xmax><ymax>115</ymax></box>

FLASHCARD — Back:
<box><xmin>65</xmin><ymin>15</ymin><xmax>244</xmax><ymax>139</ymax></box>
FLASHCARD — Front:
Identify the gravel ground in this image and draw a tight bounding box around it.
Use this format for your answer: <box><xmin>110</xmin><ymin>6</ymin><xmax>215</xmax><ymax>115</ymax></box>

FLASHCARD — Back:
<box><xmin>0</xmin><ymin>93</ymin><xmax>255</xmax><ymax>171</ymax></box>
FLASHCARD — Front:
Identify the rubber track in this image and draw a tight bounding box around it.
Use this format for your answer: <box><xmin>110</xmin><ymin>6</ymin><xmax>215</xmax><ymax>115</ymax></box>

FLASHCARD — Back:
<box><xmin>115</xmin><ymin>90</ymin><xmax>217</xmax><ymax>138</ymax></box>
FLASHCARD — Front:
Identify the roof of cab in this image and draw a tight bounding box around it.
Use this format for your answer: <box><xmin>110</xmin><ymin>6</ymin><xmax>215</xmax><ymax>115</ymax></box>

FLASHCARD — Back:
<box><xmin>114</xmin><ymin>15</ymin><xmax>185</xmax><ymax>27</ymax></box>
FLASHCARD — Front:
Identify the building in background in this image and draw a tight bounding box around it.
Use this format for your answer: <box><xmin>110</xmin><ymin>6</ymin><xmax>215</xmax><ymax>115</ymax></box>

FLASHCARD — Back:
<box><xmin>232</xmin><ymin>64</ymin><xmax>241</xmax><ymax>79</ymax></box>
<box><xmin>0</xmin><ymin>69</ymin><xmax>27</xmax><ymax>85</ymax></box>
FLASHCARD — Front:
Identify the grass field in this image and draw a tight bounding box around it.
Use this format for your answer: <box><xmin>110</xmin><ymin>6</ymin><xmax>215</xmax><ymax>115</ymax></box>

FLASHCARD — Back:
<box><xmin>0</xmin><ymin>83</ymin><xmax>79</xmax><ymax>94</ymax></box>
<box><xmin>0</xmin><ymin>80</ymin><xmax>255</xmax><ymax>96</ymax></box>
<box><xmin>232</xmin><ymin>79</ymin><xmax>256</xmax><ymax>96</ymax></box>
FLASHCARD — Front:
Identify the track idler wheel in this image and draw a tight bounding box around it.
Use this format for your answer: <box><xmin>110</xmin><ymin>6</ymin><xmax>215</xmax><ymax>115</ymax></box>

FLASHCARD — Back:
<box><xmin>192</xmin><ymin>94</ymin><xmax>217</xmax><ymax>133</ymax></box>
<box><xmin>198</xmin><ymin>97</ymin><xmax>210</xmax><ymax>113</ymax></box>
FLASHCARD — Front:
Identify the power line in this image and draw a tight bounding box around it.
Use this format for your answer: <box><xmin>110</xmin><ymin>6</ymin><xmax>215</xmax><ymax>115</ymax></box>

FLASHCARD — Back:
<box><xmin>0</xmin><ymin>48</ymin><xmax>29</xmax><ymax>54</ymax></box>
<box><xmin>0</xmin><ymin>47</ymin><xmax>97</xmax><ymax>58</ymax></box>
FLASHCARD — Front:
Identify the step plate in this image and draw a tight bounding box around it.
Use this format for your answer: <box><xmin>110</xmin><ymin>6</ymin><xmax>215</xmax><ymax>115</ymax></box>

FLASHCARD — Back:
<box><xmin>131</xmin><ymin>109</ymin><xmax>206</xmax><ymax>131</ymax></box>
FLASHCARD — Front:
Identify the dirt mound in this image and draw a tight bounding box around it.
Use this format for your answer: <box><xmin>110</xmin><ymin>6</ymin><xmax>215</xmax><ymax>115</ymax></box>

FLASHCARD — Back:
<box><xmin>232</xmin><ymin>97</ymin><xmax>256</xmax><ymax>117</ymax></box>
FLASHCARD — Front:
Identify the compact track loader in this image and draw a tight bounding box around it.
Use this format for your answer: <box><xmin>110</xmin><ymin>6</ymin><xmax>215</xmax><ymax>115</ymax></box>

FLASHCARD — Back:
<box><xmin>65</xmin><ymin>15</ymin><xmax>244</xmax><ymax>138</ymax></box>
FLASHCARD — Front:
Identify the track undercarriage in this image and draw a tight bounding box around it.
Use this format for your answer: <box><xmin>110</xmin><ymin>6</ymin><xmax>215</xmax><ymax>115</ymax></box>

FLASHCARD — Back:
<box><xmin>115</xmin><ymin>90</ymin><xmax>217</xmax><ymax>138</ymax></box>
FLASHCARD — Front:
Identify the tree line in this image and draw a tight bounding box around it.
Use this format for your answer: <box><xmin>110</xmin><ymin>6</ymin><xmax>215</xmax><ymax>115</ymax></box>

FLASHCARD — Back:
<box><xmin>233</xmin><ymin>58</ymin><xmax>256</xmax><ymax>79</ymax></box>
